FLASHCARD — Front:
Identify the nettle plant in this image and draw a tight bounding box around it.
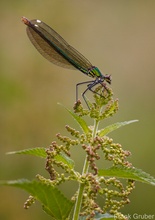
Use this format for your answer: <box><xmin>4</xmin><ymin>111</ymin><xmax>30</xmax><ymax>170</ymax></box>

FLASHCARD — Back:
<box><xmin>2</xmin><ymin>86</ymin><xmax>155</xmax><ymax>220</ymax></box>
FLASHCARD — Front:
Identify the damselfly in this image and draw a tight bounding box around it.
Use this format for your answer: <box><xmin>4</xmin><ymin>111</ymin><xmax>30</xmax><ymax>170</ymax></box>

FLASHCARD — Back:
<box><xmin>22</xmin><ymin>17</ymin><xmax>111</xmax><ymax>107</ymax></box>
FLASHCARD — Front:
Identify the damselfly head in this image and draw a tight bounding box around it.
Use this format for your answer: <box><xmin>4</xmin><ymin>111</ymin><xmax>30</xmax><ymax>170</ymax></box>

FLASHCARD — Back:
<box><xmin>104</xmin><ymin>75</ymin><xmax>112</xmax><ymax>84</ymax></box>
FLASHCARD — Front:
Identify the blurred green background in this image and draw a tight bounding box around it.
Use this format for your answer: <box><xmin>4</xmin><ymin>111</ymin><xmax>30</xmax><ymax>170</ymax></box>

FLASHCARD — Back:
<box><xmin>0</xmin><ymin>0</ymin><xmax>155</xmax><ymax>219</ymax></box>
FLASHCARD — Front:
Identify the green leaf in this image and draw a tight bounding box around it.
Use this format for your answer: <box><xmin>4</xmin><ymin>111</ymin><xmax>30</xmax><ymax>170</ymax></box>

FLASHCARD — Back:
<box><xmin>59</xmin><ymin>103</ymin><xmax>90</xmax><ymax>134</ymax></box>
<box><xmin>98</xmin><ymin>166</ymin><xmax>155</xmax><ymax>186</ymax></box>
<box><xmin>55</xmin><ymin>152</ymin><xmax>74</xmax><ymax>169</ymax></box>
<box><xmin>98</xmin><ymin>120</ymin><xmax>138</xmax><ymax>136</ymax></box>
<box><xmin>7</xmin><ymin>148</ymin><xmax>74</xmax><ymax>169</ymax></box>
<box><xmin>1</xmin><ymin>179</ymin><xmax>73</xmax><ymax>219</ymax></box>
<box><xmin>7</xmin><ymin>147</ymin><xmax>47</xmax><ymax>158</ymax></box>
<box><xmin>69</xmin><ymin>110</ymin><xmax>90</xmax><ymax>134</ymax></box>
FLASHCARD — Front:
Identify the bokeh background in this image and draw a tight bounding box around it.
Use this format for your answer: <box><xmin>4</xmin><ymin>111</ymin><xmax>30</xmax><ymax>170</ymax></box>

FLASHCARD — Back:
<box><xmin>0</xmin><ymin>1</ymin><xmax>155</xmax><ymax>219</ymax></box>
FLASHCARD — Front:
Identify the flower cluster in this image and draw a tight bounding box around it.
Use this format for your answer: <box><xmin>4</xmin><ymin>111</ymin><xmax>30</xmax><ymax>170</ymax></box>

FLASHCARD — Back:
<box><xmin>43</xmin><ymin>85</ymin><xmax>135</xmax><ymax>220</ymax></box>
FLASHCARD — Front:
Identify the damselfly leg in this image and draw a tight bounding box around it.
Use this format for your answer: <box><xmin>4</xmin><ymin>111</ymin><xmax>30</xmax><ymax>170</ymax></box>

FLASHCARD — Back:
<box><xmin>76</xmin><ymin>78</ymin><xmax>108</xmax><ymax>109</ymax></box>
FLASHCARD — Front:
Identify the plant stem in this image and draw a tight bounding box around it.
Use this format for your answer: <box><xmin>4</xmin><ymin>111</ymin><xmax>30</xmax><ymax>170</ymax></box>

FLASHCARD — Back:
<box><xmin>72</xmin><ymin>161</ymin><xmax>88</xmax><ymax>220</ymax></box>
<box><xmin>72</xmin><ymin>118</ymin><xmax>100</xmax><ymax>220</ymax></box>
